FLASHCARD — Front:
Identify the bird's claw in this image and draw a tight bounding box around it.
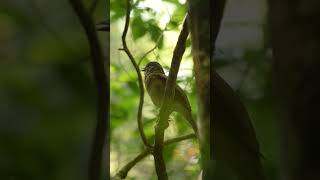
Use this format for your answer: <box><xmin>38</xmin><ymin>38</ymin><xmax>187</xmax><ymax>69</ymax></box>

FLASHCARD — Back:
<box><xmin>155</xmin><ymin>119</ymin><xmax>169</xmax><ymax>130</ymax></box>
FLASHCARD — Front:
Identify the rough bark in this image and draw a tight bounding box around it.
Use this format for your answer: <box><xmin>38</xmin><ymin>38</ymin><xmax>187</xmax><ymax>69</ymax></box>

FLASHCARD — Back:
<box><xmin>189</xmin><ymin>0</ymin><xmax>265</xmax><ymax>179</ymax></box>
<box><xmin>187</xmin><ymin>0</ymin><xmax>211</xmax><ymax>178</ymax></box>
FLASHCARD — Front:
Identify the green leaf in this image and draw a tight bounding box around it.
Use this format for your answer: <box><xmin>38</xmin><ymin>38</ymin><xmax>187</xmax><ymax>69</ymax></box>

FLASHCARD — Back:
<box><xmin>148</xmin><ymin>22</ymin><xmax>161</xmax><ymax>42</ymax></box>
<box><xmin>163</xmin><ymin>0</ymin><xmax>180</xmax><ymax>5</ymax></box>
<box><xmin>158</xmin><ymin>35</ymin><xmax>164</xmax><ymax>49</ymax></box>
<box><xmin>110</xmin><ymin>0</ymin><xmax>126</xmax><ymax>21</ymax></box>
<box><xmin>168</xmin><ymin>20</ymin><xmax>179</xmax><ymax>30</ymax></box>
<box><xmin>170</xmin><ymin>5</ymin><xmax>187</xmax><ymax>24</ymax></box>
<box><xmin>131</xmin><ymin>15</ymin><xmax>147</xmax><ymax>40</ymax></box>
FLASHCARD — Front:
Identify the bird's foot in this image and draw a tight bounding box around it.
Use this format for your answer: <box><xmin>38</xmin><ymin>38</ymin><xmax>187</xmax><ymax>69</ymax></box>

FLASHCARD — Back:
<box><xmin>155</xmin><ymin>118</ymin><xmax>169</xmax><ymax>130</ymax></box>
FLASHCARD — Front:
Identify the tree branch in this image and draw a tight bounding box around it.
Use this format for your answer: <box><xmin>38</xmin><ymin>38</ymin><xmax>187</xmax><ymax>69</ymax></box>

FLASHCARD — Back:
<box><xmin>137</xmin><ymin>20</ymin><xmax>169</xmax><ymax>66</ymax></box>
<box><xmin>121</xmin><ymin>0</ymin><xmax>152</xmax><ymax>148</ymax></box>
<box><xmin>114</xmin><ymin>134</ymin><xmax>196</xmax><ymax>179</ymax></box>
<box><xmin>137</xmin><ymin>33</ymin><xmax>163</xmax><ymax>66</ymax></box>
<box><xmin>68</xmin><ymin>0</ymin><xmax>109</xmax><ymax>180</ymax></box>
<box><xmin>153</xmin><ymin>15</ymin><xmax>189</xmax><ymax>180</ymax></box>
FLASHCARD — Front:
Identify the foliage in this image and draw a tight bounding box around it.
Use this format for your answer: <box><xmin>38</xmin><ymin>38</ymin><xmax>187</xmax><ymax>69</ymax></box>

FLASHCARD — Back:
<box><xmin>110</xmin><ymin>0</ymin><xmax>199</xmax><ymax>179</ymax></box>
<box><xmin>109</xmin><ymin>0</ymin><xmax>281</xmax><ymax>179</ymax></box>
<box><xmin>0</xmin><ymin>0</ymin><xmax>281</xmax><ymax>179</ymax></box>
<box><xmin>0</xmin><ymin>0</ymin><xmax>108</xmax><ymax>179</ymax></box>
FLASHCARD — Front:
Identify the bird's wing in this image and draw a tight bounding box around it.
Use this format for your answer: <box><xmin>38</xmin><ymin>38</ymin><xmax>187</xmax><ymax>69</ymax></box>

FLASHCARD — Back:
<box><xmin>147</xmin><ymin>73</ymin><xmax>191</xmax><ymax>111</ymax></box>
<box><xmin>174</xmin><ymin>81</ymin><xmax>192</xmax><ymax>111</ymax></box>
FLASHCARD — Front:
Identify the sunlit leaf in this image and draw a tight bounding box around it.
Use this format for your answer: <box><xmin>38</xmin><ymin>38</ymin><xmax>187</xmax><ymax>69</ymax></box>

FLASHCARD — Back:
<box><xmin>131</xmin><ymin>14</ymin><xmax>147</xmax><ymax>40</ymax></box>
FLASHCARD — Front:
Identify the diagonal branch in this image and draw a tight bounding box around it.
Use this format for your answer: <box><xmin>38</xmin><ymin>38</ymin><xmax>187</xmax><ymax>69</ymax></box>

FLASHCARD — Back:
<box><xmin>137</xmin><ymin>33</ymin><xmax>163</xmax><ymax>66</ymax></box>
<box><xmin>68</xmin><ymin>0</ymin><xmax>109</xmax><ymax>180</ymax></box>
<box><xmin>137</xmin><ymin>19</ymin><xmax>169</xmax><ymax>66</ymax></box>
<box><xmin>114</xmin><ymin>134</ymin><xmax>196</xmax><ymax>179</ymax></box>
<box><xmin>121</xmin><ymin>0</ymin><xmax>152</xmax><ymax>148</ymax></box>
<box><xmin>153</xmin><ymin>15</ymin><xmax>189</xmax><ymax>180</ymax></box>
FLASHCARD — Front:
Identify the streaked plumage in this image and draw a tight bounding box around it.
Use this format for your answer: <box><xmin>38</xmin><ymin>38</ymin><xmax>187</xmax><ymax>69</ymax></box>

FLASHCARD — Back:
<box><xmin>142</xmin><ymin>62</ymin><xmax>198</xmax><ymax>134</ymax></box>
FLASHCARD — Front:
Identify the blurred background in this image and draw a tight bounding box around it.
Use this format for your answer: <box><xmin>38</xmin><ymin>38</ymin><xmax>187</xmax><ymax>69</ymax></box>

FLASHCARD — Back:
<box><xmin>0</xmin><ymin>0</ymin><xmax>279</xmax><ymax>179</ymax></box>
<box><xmin>0</xmin><ymin>0</ymin><xmax>108</xmax><ymax>179</ymax></box>
<box><xmin>216</xmin><ymin>0</ymin><xmax>279</xmax><ymax>179</ymax></box>
<box><xmin>110</xmin><ymin>0</ymin><xmax>279</xmax><ymax>179</ymax></box>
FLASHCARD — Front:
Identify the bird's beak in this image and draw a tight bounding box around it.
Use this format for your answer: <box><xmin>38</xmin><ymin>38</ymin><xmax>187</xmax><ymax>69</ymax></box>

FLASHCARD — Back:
<box><xmin>141</xmin><ymin>68</ymin><xmax>145</xmax><ymax>71</ymax></box>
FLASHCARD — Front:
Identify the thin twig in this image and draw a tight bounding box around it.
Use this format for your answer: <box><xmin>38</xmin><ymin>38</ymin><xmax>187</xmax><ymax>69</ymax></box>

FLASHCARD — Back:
<box><xmin>122</xmin><ymin>0</ymin><xmax>152</xmax><ymax>148</ymax></box>
<box><xmin>116</xmin><ymin>52</ymin><xmax>135</xmax><ymax>80</ymax></box>
<box><xmin>153</xmin><ymin>15</ymin><xmax>189</xmax><ymax>180</ymax></box>
<box><xmin>113</xmin><ymin>134</ymin><xmax>196</xmax><ymax>179</ymax></box>
<box><xmin>137</xmin><ymin>0</ymin><xmax>171</xmax><ymax>66</ymax></box>
<box><xmin>137</xmin><ymin>34</ymin><xmax>163</xmax><ymax>66</ymax></box>
<box><xmin>68</xmin><ymin>1</ymin><xmax>109</xmax><ymax>180</ymax></box>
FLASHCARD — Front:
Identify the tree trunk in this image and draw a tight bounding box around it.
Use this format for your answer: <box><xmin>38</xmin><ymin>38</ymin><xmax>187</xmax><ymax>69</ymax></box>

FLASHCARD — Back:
<box><xmin>268</xmin><ymin>1</ymin><xmax>320</xmax><ymax>179</ymax></box>
<box><xmin>187</xmin><ymin>0</ymin><xmax>211</xmax><ymax>178</ymax></box>
<box><xmin>188</xmin><ymin>0</ymin><xmax>265</xmax><ymax>179</ymax></box>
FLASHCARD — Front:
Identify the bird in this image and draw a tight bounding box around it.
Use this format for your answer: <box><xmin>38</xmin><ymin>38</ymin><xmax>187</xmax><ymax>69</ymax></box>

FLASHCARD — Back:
<box><xmin>142</xmin><ymin>61</ymin><xmax>198</xmax><ymax>135</ymax></box>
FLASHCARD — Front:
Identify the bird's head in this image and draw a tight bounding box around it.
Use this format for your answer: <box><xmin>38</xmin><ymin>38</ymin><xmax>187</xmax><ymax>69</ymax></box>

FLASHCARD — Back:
<box><xmin>141</xmin><ymin>61</ymin><xmax>165</xmax><ymax>75</ymax></box>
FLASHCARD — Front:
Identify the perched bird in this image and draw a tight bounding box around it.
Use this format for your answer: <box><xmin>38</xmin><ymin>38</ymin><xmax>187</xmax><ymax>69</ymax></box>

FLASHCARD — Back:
<box><xmin>142</xmin><ymin>61</ymin><xmax>198</xmax><ymax>135</ymax></box>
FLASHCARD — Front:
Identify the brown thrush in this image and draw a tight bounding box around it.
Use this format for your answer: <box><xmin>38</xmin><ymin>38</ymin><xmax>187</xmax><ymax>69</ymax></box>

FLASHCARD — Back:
<box><xmin>142</xmin><ymin>61</ymin><xmax>198</xmax><ymax>134</ymax></box>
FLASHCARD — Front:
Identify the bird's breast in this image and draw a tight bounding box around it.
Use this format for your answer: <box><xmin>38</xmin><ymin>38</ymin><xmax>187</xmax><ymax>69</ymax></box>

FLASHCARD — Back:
<box><xmin>146</xmin><ymin>76</ymin><xmax>166</xmax><ymax>107</ymax></box>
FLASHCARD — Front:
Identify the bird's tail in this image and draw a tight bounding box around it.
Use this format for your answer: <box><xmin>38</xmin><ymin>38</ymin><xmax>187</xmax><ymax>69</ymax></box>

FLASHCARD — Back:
<box><xmin>183</xmin><ymin>110</ymin><xmax>198</xmax><ymax>136</ymax></box>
